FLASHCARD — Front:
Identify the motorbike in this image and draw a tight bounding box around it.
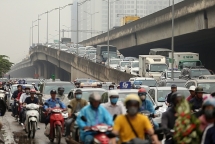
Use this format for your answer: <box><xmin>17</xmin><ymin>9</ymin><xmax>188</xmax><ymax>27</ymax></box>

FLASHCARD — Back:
<box><xmin>14</xmin><ymin>98</ymin><xmax>20</xmax><ymax>121</ymax></box>
<box><xmin>46</xmin><ymin>107</ymin><xmax>65</xmax><ymax>144</ymax></box>
<box><xmin>24</xmin><ymin>103</ymin><xmax>40</xmax><ymax>138</ymax></box>
<box><xmin>61</xmin><ymin>111</ymin><xmax>68</xmax><ymax>136</ymax></box>
<box><xmin>81</xmin><ymin>116</ymin><xmax>112</xmax><ymax>144</ymax></box>
<box><xmin>71</xmin><ymin>112</ymin><xmax>80</xmax><ymax>141</ymax></box>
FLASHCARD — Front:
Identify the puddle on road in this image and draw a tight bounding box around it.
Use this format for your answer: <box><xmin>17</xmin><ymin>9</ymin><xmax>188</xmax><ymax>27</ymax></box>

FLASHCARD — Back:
<box><xmin>13</xmin><ymin>131</ymin><xmax>37</xmax><ymax>144</ymax></box>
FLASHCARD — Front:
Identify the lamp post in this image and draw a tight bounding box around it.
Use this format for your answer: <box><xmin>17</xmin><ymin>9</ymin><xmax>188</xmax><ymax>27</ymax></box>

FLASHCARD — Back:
<box><xmin>62</xmin><ymin>25</ymin><xmax>71</xmax><ymax>37</ymax></box>
<box><xmin>32</xmin><ymin>20</ymin><xmax>38</xmax><ymax>46</ymax></box>
<box><xmin>30</xmin><ymin>25</ymin><xmax>37</xmax><ymax>47</ymax></box>
<box><xmin>171</xmin><ymin>0</ymin><xmax>175</xmax><ymax>79</ymax></box>
<box><xmin>84</xmin><ymin>11</ymin><xmax>99</xmax><ymax>38</ymax></box>
<box><xmin>55</xmin><ymin>3</ymin><xmax>73</xmax><ymax>50</ymax></box>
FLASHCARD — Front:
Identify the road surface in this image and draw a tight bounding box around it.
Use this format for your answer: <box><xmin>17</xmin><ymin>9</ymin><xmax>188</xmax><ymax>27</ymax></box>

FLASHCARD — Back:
<box><xmin>1</xmin><ymin>111</ymin><xmax>68</xmax><ymax>144</ymax></box>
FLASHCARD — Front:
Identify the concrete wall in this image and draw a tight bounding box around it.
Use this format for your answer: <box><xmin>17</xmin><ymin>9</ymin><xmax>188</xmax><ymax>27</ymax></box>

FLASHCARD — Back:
<box><xmin>9</xmin><ymin>46</ymin><xmax>133</xmax><ymax>84</ymax></box>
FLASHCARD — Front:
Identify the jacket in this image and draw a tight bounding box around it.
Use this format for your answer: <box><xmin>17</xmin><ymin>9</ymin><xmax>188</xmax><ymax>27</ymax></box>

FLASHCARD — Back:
<box><xmin>201</xmin><ymin>124</ymin><xmax>215</xmax><ymax>144</ymax></box>
<box><xmin>12</xmin><ymin>90</ymin><xmax>21</xmax><ymax>99</ymax></box>
<box><xmin>68</xmin><ymin>98</ymin><xmax>88</xmax><ymax>114</ymax></box>
<box><xmin>77</xmin><ymin>105</ymin><xmax>113</xmax><ymax>141</ymax></box>
<box><xmin>139</xmin><ymin>99</ymin><xmax>155</xmax><ymax>114</ymax></box>
<box><xmin>189</xmin><ymin>96</ymin><xmax>203</xmax><ymax>110</ymax></box>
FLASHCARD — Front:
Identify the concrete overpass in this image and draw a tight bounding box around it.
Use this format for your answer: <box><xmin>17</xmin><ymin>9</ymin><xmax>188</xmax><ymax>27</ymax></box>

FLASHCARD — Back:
<box><xmin>9</xmin><ymin>46</ymin><xmax>132</xmax><ymax>83</ymax></box>
<box><xmin>80</xmin><ymin>0</ymin><xmax>215</xmax><ymax>71</ymax></box>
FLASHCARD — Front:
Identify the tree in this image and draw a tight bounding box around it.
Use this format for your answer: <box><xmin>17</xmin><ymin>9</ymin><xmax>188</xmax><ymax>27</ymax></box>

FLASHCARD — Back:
<box><xmin>0</xmin><ymin>55</ymin><xmax>13</xmax><ymax>78</ymax></box>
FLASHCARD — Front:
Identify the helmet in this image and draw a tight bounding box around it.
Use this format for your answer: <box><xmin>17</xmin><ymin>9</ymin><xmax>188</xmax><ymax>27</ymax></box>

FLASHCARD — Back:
<box><xmin>109</xmin><ymin>84</ymin><xmax>114</xmax><ymax>88</ymax></box>
<box><xmin>108</xmin><ymin>90</ymin><xmax>119</xmax><ymax>98</ymax></box>
<box><xmin>202</xmin><ymin>98</ymin><xmax>215</xmax><ymax>108</ymax></box>
<box><xmin>117</xmin><ymin>85</ymin><xmax>120</xmax><ymax>89</ymax></box>
<box><xmin>189</xmin><ymin>86</ymin><xmax>196</xmax><ymax>91</ymax></box>
<box><xmin>58</xmin><ymin>87</ymin><xmax>64</xmax><ymax>91</ymax></box>
<box><xmin>30</xmin><ymin>89</ymin><xmax>36</xmax><ymax>94</ymax></box>
<box><xmin>124</xmin><ymin>94</ymin><xmax>142</xmax><ymax>107</ymax></box>
<box><xmin>171</xmin><ymin>92</ymin><xmax>184</xmax><ymax>107</ymax></box>
<box><xmin>75</xmin><ymin>89</ymin><xmax>82</xmax><ymax>94</ymax></box>
<box><xmin>171</xmin><ymin>84</ymin><xmax>177</xmax><ymax>88</ymax></box>
<box><xmin>211</xmin><ymin>92</ymin><xmax>215</xmax><ymax>97</ymax></box>
<box><xmin>50</xmin><ymin>89</ymin><xmax>57</xmax><ymax>94</ymax></box>
<box><xmin>25</xmin><ymin>87</ymin><xmax>30</xmax><ymax>90</ymax></box>
<box><xmin>97</xmin><ymin>83</ymin><xmax>102</xmax><ymax>87</ymax></box>
<box><xmin>195</xmin><ymin>86</ymin><xmax>204</xmax><ymax>93</ymax></box>
<box><xmin>138</xmin><ymin>88</ymin><xmax>147</xmax><ymax>96</ymax></box>
<box><xmin>89</xmin><ymin>92</ymin><xmax>101</xmax><ymax>102</ymax></box>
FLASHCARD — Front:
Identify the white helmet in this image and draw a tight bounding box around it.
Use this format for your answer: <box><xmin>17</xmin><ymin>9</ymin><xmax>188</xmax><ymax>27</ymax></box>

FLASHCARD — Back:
<box><xmin>189</xmin><ymin>86</ymin><xmax>196</xmax><ymax>91</ymax></box>
<box><xmin>108</xmin><ymin>90</ymin><xmax>119</xmax><ymax>97</ymax></box>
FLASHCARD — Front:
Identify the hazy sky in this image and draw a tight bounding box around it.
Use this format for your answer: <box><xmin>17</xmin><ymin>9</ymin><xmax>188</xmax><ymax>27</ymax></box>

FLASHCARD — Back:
<box><xmin>0</xmin><ymin>0</ymin><xmax>73</xmax><ymax>63</ymax></box>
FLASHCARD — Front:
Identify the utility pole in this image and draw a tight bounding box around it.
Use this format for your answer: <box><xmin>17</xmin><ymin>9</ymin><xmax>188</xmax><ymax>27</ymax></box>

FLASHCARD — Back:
<box><xmin>171</xmin><ymin>0</ymin><xmax>175</xmax><ymax>79</ymax></box>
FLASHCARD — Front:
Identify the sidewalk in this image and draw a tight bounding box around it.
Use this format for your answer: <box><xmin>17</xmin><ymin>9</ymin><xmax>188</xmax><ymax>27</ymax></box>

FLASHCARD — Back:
<box><xmin>0</xmin><ymin>116</ymin><xmax>15</xmax><ymax>144</ymax></box>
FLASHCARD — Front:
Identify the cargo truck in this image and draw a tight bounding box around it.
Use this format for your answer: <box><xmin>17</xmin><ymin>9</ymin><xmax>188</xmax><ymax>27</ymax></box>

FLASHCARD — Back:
<box><xmin>121</xmin><ymin>16</ymin><xmax>140</xmax><ymax>26</ymax></box>
<box><xmin>139</xmin><ymin>55</ymin><xmax>168</xmax><ymax>80</ymax></box>
<box><xmin>168</xmin><ymin>52</ymin><xmax>202</xmax><ymax>70</ymax></box>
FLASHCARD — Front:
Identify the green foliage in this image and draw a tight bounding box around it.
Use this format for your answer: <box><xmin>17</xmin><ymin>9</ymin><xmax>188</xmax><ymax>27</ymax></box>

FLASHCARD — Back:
<box><xmin>0</xmin><ymin>55</ymin><xmax>13</xmax><ymax>77</ymax></box>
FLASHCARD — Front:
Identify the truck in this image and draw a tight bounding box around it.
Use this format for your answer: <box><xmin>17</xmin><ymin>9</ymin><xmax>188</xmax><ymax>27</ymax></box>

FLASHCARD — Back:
<box><xmin>120</xmin><ymin>16</ymin><xmax>140</xmax><ymax>26</ymax></box>
<box><xmin>149</xmin><ymin>48</ymin><xmax>172</xmax><ymax>66</ymax></box>
<box><xmin>168</xmin><ymin>52</ymin><xmax>202</xmax><ymax>70</ymax></box>
<box><xmin>96</xmin><ymin>45</ymin><xmax>118</xmax><ymax>64</ymax></box>
<box><xmin>139</xmin><ymin>55</ymin><xmax>168</xmax><ymax>80</ymax></box>
<box><xmin>61</xmin><ymin>38</ymin><xmax>71</xmax><ymax>44</ymax></box>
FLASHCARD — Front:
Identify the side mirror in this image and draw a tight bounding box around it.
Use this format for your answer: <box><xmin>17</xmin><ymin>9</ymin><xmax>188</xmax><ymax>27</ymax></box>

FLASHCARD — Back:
<box><xmin>155</xmin><ymin>105</ymin><xmax>163</xmax><ymax>110</ymax></box>
<box><xmin>146</xmin><ymin>69</ymin><xmax>149</xmax><ymax>72</ymax></box>
<box><xmin>81</xmin><ymin>116</ymin><xmax>87</xmax><ymax>122</ymax></box>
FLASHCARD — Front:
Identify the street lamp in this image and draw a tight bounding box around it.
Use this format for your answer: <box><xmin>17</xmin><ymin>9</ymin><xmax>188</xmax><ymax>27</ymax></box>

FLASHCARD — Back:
<box><xmin>32</xmin><ymin>20</ymin><xmax>38</xmax><ymax>46</ymax></box>
<box><xmin>84</xmin><ymin>11</ymin><xmax>99</xmax><ymax>38</ymax></box>
<box><xmin>171</xmin><ymin>0</ymin><xmax>175</xmax><ymax>79</ymax></box>
<box><xmin>30</xmin><ymin>25</ymin><xmax>37</xmax><ymax>47</ymax></box>
<box><xmin>62</xmin><ymin>25</ymin><xmax>71</xmax><ymax>38</ymax></box>
<box><xmin>55</xmin><ymin>3</ymin><xmax>73</xmax><ymax>50</ymax></box>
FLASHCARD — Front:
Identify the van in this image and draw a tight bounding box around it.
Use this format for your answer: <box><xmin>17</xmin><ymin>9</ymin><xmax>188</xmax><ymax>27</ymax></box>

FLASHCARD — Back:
<box><xmin>96</xmin><ymin>45</ymin><xmax>117</xmax><ymax>64</ymax></box>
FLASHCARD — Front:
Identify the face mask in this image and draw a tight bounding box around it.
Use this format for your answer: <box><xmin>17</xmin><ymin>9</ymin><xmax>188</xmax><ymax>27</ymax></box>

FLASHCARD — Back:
<box><xmin>110</xmin><ymin>98</ymin><xmax>118</xmax><ymax>104</ymax></box>
<box><xmin>140</xmin><ymin>95</ymin><xmax>146</xmax><ymax>100</ymax></box>
<box><xmin>26</xmin><ymin>90</ymin><xmax>30</xmax><ymax>93</ymax></box>
<box><xmin>76</xmin><ymin>94</ymin><xmax>82</xmax><ymax>99</ymax></box>
<box><xmin>109</xmin><ymin>88</ymin><xmax>114</xmax><ymax>90</ymax></box>
<box><xmin>127</xmin><ymin>106</ymin><xmax>138</xmax><ymax>116</ymax></box>
<box><xmin>204</xmin><ymin>109</ymin><xmax>214</xmax><ymax>119</ymax></box>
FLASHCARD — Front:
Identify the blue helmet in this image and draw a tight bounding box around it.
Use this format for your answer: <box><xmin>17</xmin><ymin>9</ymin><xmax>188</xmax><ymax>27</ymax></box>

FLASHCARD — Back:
<box><xmin>203</xmin><ymin>98</ymin><xmax>215</xmax><ymax>108</ymax></box>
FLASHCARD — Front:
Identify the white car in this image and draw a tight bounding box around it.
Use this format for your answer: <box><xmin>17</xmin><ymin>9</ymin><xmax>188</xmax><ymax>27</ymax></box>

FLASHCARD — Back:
<box><xmin>106</xmin><ymin>58</ymin><xmax>121</xmax><ymax>69</ymax></box>
<box><xmin>124</xmin><ymin>61</ymin><xmax>139</xmax><ymax>75</ymax></box>
<box><xmin>160</xmin><ymin>70</ymin><xmax>181</xmax><ymax>80</ymax></box>
<box><xmin>148</xmin><ymin>87</ymin><xmax>190</xmax><ymax>108</ymax></box>
<box><xmin>101</xmin><ymin>89</ymin><xmax>164</xmax><ymax>124</ymax></box>
<box><xmin>117</xmin><ymin>61</ymin><xmax>131</xmax><ymax>72</ymax></box>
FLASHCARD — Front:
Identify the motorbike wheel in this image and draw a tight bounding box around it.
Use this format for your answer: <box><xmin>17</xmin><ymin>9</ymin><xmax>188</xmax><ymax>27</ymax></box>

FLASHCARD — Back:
<box><xmin>28</xmin><ymin>121</ymin><xmax>36</xmax><ymax>139</ymax></box>
<box><xmin>55</xmin><ymin>125</ymin><xmax>62</xmax><ymax>144</ymax></box>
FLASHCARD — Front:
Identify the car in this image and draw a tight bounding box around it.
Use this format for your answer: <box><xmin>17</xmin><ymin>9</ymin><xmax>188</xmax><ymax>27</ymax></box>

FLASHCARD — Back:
<box><xmin>106</xmin><ymin>58</ymin><xmax>121</xmax><ymax>69</ymax></box>
<box><xmin>185</xmin><ymin>79</ymin><xmax>215</xmax><ymax>94</ymax></box>
<box><xmin>101</xmin><ymin>89</ymin><xmax>164</xmax><ymax>124</ymax></box>
<box><xmin>116</xmin><ymin>61</ymin><xmax>131</xmax><ymax>72</ymax></box>
<box><xmin>68</xmin><ymin>88</ymin><xmax>106</xmax><ymax>102</ymax></box>
<box><xmin>198</xmin><ymin>75</ymin><xmax>215</xmax><ymax>80</ymax></box>
<box><xmin>148</xmin><ymin>87</ymin><xmax>190</xmax><ymax>108</ymax></box>
<box><xmin>38</xmin><ymin>81</ymin><xmax>76</xmax><ymax>123</ymax></box>
<box><xmin>123</xmin><ymin>57</ymin><xmax>138</xmax><ymax>61</ymax></box>
<box><xmin>157</xmin><ymin>79</ymin><xmax>187</xmax><ymax>87</ymax></box>
<box><xmin>124</xmin><ymin>60</ymin><xmax>139</xmax><ymax>75</ymax></box>
<box><xmin>7</xmin><ymin>84</ymin><xmax>34</xmax><ymax>111</ymax></box>
<box><xmin>132</xmin><ymin>77</ymin><xmax>157</xmax><ymax>88</ymax></box>
<box><xmin>179</xmin><ymin>66</ymin><xmax>211</xmax><ymax>80</ymax></box>
<box><xmin>25</xmin><ymin>78</ymin><xmax>40</xmax><ymax>90</ymax></box>
<box><xmin>160</xmin><ymin>69</ymin><xmax>181</xmax><ymax>80</ymax></box>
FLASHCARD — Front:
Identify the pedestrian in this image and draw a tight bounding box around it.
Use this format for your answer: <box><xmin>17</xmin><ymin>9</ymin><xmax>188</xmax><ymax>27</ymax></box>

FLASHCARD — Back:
<box><xmin>165</xmin><ymin>84</ymin><xmax>177</xmax><ymax>107</ymax></box>
<box><xmin>189</xmin><ymin>86</ymin><xmax>204</xmax><ymax>111</ymax></box>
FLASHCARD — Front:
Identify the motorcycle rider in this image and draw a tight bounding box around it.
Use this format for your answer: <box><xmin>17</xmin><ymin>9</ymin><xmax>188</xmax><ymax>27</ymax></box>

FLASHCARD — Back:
<box><xmin>189</xmin><ymin>86</ymin><xmax>204</xmax><ymax>111</ymax></box>
<box><xmin>186</xmin><ymin>86</ymin><xmax>196</xmax><ymax>102</ymax></box>
<box><xmin>77</xmin><ymin>92</ymin><xmax>113</xmax><ymax>144</ymax></box>
<box><xmin>56</xmin><ymin>87</ymin><xmax>67</xmax><ymax>105</ymax></box>
<box><xmin>161</xmin><ymin>92</ymin><xmax>184</xmax><ymax>144</ymax></box>
<box><xmin>198</xmin><ymin>98</ymin><xmax>215</xmax><ymax>132</ymax></box>
<box><xmin>64</xmin><ymin>89</ymin><xmax>88</xmax><ymax>137</ymax></box>
<box><xmin>44</xmin><ymin>89</ymin><xmax>66</xmax><ymax>136</ymax></box>
<box><xmin>112</xmin><ymin>94</ymin><xmax>160</xmax><ymax>144</ymax></box>
<box><xmin>138</xmin><ymin>88</ymin><xmax>159</xmax><ymax>129</ymax></box>
<box><xmin>103</xmin><ymin>90</ymin><xmax>124</xmax><ymax>116</ymax></box>
<box><xmin>201</xmin><ymin>99</ymin><xmax>215</xmax><ymax>144</ymax></box>
<box><xmin>109</xmin><ymin>84</ymin><xmax>114</xmax><ymax>90</ymax></box>
<box><xmin>19</xmin><ymin>87</ymin><xmax>31</xmax><ymax>124</ymax></box>
<box><xmin>0</xmin><ymin>82</ymin><xmax>5</xmax><ymax>91</ymax></box>
<box><xmin>11</xmin><ymin>85</ymin><xmax>22</xmax><ymax>116</ymax></box>
<box><xmin>21</xmin><ymin>89</ymin><xmax>39</xmax><ymax>129</ymax></box>
<box><xmin>96</xmin><ymin>83</ymin><xmax>102</xmax><ymax>88</ymax></box>
<box><xmin>31</xmin><ymin>83</ymin><xmax>38</xmax><ymax>91</ymax></box>
<box><xmin>165</xmin><ymin>84</ymin><xmax>177</xmax><ymax>107</ymax></box>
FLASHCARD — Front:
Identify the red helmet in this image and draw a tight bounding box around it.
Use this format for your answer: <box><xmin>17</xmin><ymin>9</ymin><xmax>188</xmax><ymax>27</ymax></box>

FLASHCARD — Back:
<box><xmin>30</xmin><ymin>89</ymin><xmax>36</xmax><ymax>93</ymax></box>
<box><xmin>138</xmin><ymin>88</ymin><xmax>147</xmax><ymax>96</ymax></box>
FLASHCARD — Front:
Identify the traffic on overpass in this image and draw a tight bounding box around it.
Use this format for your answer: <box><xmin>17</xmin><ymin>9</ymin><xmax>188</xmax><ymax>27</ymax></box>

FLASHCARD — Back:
<box><xmin>1</xmin><ymin>0</ymin><xmax>215</xmax><ymax>144</ymax></box>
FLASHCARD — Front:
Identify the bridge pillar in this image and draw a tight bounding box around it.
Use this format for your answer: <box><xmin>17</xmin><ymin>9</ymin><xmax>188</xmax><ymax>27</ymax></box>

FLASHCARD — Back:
<box><xmin>54</xmin><ymin>66</ymin><xmax>59</xmax><ymax>79</ymax></box>
<box><xmin>42</xmin><ymin>62</ymin><xmax>48</xmax><ymax>79</ymax></box>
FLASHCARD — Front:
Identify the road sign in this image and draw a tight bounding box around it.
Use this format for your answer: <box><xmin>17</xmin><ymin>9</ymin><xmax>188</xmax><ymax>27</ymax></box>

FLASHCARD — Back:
<box><xmin>119</xmin><ymin>82</ymin><xmax>131</xmax><ymax>89</ymax></box>
<box><xmin>54</xmin><ymin>40</ymin><xmax>59</xmax><ymax>43</ymax></box>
